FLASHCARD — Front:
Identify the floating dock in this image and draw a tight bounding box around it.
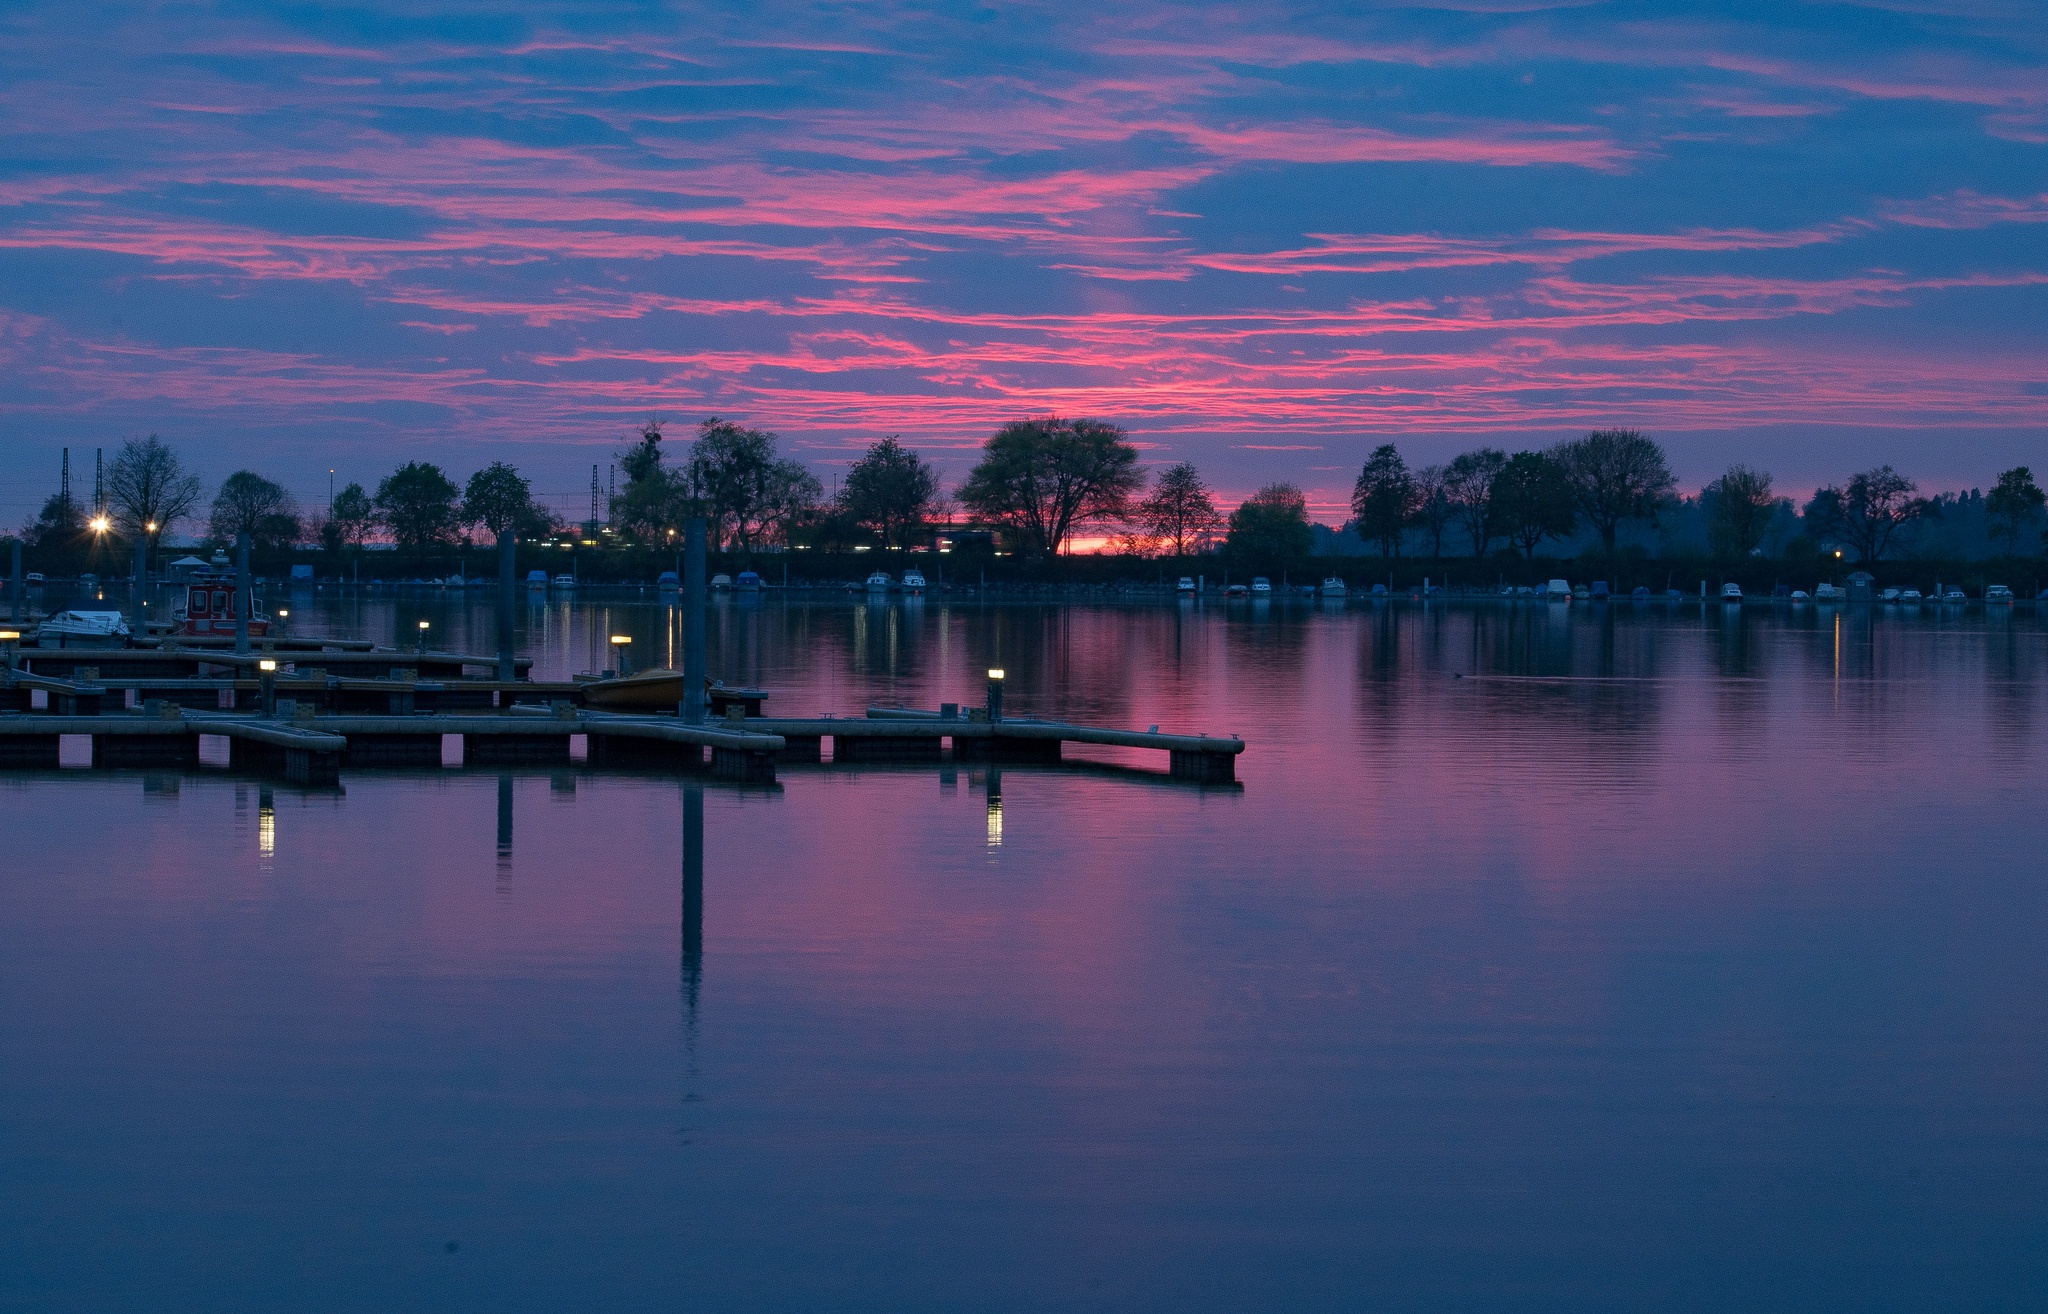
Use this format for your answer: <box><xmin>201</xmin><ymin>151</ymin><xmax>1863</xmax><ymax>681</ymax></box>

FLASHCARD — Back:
<box><xmin>0</xmin><ymin>625</ymin><xmax>1242</xmax><ymax>784</ymax></box>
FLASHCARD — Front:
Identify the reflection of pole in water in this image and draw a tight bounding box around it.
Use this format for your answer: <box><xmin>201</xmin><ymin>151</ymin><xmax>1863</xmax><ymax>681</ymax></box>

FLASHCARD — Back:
<box><xmin>257</xmin><ymin>785</ymin><xmax>275</xmax><ymax>862</ymax></box>
<box><xmin>985</xmin><ymin>768</ymin><xmax>1003</xmax><ymax>848</ymax></box>
<box><xmin>496</xmin><ymin>774</ymin><xmax>514</xmax><ymax>878</ymax></box>
<box><xmin>682</xmin><ymin>783</ymin><xmax>703</xmax><ymax>1023</ymax></box>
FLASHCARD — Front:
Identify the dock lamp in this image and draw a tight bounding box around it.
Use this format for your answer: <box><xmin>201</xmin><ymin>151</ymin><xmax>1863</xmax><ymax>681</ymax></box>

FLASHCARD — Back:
<box><xmin>0</xmin><ymin>630</ymin><xmax>18</xmax><ymax>674</ymax></box>
<box><xmin>986</xmin><ymin>667</ymin><xmax>1005</xmax><ymax>724</ymax></box>
<box><xmin>258</xmin><ymin>658</ymin><xmax>278</xmax><ymax>716</ymax></box>
<box><xmin>417</xmin><ymin>618</ymin><xmax>430</xmax><ymax>653</ymax></box>
<box><xmin>276</xmin><ymin>607</ymin><xmax>288</xmax><ymax>636</ymax></box>
<box><xmin>609</xmin><ymin>634</ymin><xmax>632</xmax><ymax>677</ymax></box>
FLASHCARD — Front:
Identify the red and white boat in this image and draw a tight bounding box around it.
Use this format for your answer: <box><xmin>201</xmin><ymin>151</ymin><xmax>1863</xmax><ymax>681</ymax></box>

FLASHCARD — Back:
<box><xmin>173</xmin><ymin>574</ymin><xmax>271</xmax><ymax>638</ymax></box>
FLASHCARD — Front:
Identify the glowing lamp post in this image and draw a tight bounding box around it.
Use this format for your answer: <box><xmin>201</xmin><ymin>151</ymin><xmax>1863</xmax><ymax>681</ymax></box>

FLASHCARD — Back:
<box><xmin>610</xmin><ymin>634</ymin><xmax>632</xmax><ymax>677</ymax></box>
<box><xmin>258</xmin><ymin>658</ymin><xmax>278</xmax><ymax>716</ymax></box>
<box><xmin>985</xmin><ymin>667</ymin><xmax>1005</xmax><ymax>724</ymax></box>
<box><xmin>0</xmin><ymin>629</ymin><xmax>19</xmax><ymax>674</ymax></box>
<box><xmin>416</xmin><ymin>619</ymin><xmax>430</xmax><ymax>654</ymax></box>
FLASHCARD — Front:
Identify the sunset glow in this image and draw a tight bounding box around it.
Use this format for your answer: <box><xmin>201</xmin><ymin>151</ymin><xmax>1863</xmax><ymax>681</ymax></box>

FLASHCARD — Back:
<box><xmin>1</xmin><ymin>2</ymin><xmax>2044</xmax><ymax>521</ymax></box>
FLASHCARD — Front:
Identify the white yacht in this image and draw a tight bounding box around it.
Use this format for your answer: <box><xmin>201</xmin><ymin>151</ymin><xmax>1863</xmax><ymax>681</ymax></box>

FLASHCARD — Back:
<box><xmin>1176</xmin><ymin>576</ymin><xmax>1196</xmax><ymax>595</ymax></box>
<box><xmin>1721</xmin><ymin>582</ymin><xmax>1744</xmax><ymax>603</ymax></box>
<box><xmin>1250</xmin><ymin>576</ymin><xmax>1273</xmax><ymax>595</ymax></box>
<box><xmin>900</xmin><ymin>569</ymin><xmax>927</xmax><ymax>594</ymax></box>
<box><xmin>37</xmin><ymin>610</ymin><xmax>131</xmax><ymax>647</ymax></box>
<box><xmin>865</xmin><ymin>571</ymin><xmax>892</xmax><ymax>593</ymax></box>
<box><xmin>1320</xmin><ymin>577</ymin><xmax>1347</xmax><ymax>598</ymax></box>
<box><xmin>551</xmin><ymin>573</ymin><xmax>577</xmax><ymax>590</ymax></box>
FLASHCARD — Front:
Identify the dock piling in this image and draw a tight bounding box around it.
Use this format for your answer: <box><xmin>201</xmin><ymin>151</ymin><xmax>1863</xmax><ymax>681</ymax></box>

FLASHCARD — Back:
<box><xmin>681</xmin><ymin>518</ymin><xmax>706</xmax><ymax>724</ymax></box>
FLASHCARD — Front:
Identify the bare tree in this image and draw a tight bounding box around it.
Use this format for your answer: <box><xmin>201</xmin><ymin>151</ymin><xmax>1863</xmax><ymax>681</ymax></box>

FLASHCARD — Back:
<box><xmin>1444</xmin><ymin>447</ymin><xmax>1507</xmax><ymax>556</ymax></box>
<box><xmin>1705</xmin><ymin>464</ymin><xmax>1775</xmax><ymax>559</ymax></box>
<box><xmin>1131</xmin><ymin>462</ymin><xmax>1224</xmax><ymax>557</ymax></box>
<box><xmin>1411</xmin><ymin>464</ymin><xmax>1453</xmax><ymax>558</ymax></box>
<box><xmin>105</xmin><ymin>435</ymin><xmax>203</xmax><ymax>544</ymax></box>
<box><xmin>1806</xmin><ymin>466</ymin><xmax>1927</xmax><ymax>561</ymax></box>
<box><xmin>1549</xmin><ymin>428</ymin><xmax>1675</xmax><ymax>556</ymax></box>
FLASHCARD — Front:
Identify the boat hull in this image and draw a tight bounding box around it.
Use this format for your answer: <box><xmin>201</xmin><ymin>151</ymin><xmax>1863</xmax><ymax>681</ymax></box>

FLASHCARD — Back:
<box><xmin>580</xmin><ymin>669</ymin><xmax>688</xmax><ymax>710</ymax></box>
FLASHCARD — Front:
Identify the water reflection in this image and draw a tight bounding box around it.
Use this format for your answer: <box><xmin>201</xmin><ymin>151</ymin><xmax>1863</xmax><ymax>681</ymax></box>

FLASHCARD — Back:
<box><xmin>681</xmin><ymin>782</ymin><xmax>703</xmax><ymax>1031</ymax></box>
<box><xmin>496</xmin><ymin>774</ymin><xmax>514</xmax><ymax>881</ymax></box>
<box><xmin>10</xmin><ymin>598</ymin><xmax>2048</xmax><ymax>1310</ymax></box>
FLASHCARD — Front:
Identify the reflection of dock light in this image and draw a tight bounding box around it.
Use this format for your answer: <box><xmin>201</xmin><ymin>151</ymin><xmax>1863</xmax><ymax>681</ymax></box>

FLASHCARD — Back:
<box><xmin>258</xmin><ymin>803</ymin><xmax>275</xmax><ymax>857</ymax></box>
<box><xmin>986</xmin><ymin>797</ymin><xmax>1003</xmax><ymax>847</ymax></box>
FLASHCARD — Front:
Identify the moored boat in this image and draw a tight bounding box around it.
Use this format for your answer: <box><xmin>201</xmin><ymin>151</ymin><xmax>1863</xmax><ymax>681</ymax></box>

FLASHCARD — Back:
<box><xmin>171</xmin><ymin>575</ymin><xmax>271</xmax><ymax>638</ymax></box>
<box><xmin>578</xmin><ymin>668</ymin><xmax>688</xmax><ymax>709</ymax></box>
<box><xmin>900</xmin><ymin>569</ymin><xmax>926</xmax><ymax>594</ymax></box>
<box><xmin>36</xmin><ymin>610</ymin><xmax>132</xmax><ymax>647</ymax></box>
<box><xmin>865</xmin><ymin>571</ymin><xmax>892</xmax><ymax>593</ymax></box>
<box><xmin>736</xmin><ymin>570</ymin><xmax>762</xmax><ymax>591</ymax></box>
<box><xmin>1320</xmin><ymin>577</ymin><xmax>1347</xmax><ymax>598</ymax></box>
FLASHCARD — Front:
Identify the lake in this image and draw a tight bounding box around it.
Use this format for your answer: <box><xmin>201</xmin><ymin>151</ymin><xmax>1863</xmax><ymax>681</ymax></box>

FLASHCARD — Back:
<box><xmin>3</xmin><ymin>591</ymin><xmax>2045</xmax><ymax>1311</ymax></box>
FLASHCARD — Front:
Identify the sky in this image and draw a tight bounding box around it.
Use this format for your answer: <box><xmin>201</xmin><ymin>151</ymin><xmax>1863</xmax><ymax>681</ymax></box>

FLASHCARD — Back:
<box><xmin>1</xmin><ymin>0</ymin><xmax>2045</xmax><ymax>527</ymax></box>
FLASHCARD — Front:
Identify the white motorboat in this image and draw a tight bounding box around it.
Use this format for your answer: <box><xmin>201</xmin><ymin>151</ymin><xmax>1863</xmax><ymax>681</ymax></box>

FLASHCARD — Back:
<box><xmin>1250</xmin><ymin>576</ymin><xmax>1273</xmax><ymax>595</ymax></box>
<box><xmin>1320</xmin><ymin>577</ymin><xmax>1348</xmax><ymax>598</ymax></box>
<box><xmin>37</xmin><ymin>610</ymin><xmax>131</xmax><ymax>647</ymax></box>
<box><xmin>900</xmin><ymin>569</ymin><xmax>926</xmax><ymax>594</ymax></box>
<box><xmin>710</xmin><ymin>573</ymin><xmax>733</xmax><ymax>591</ymax></box>
<box><xmin>865</xmin><ymin>571</ymin><xmax>892</xmax><ymax>593</ymax></box>
<box><xmin>551</xmin><ymin>573</ymin><xmax>577</xmax><ymax>590</ymax></box>
<box><xmin>1177</xmin><ymin>576</ymin><xmax>1196</xmax><ymax>594</ymax></box>
<box><xmin>1721</xmin><ymin>583</ymin><xmax>1744</xmax><ymax>602</ymax></box>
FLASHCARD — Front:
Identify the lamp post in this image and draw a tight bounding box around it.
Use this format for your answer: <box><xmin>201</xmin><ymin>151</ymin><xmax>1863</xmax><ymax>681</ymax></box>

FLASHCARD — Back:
<box><xmin>417</xmin><ymin>618</ymin><xmax>430</xmax><ymax>654</ymax></box>
<box><xmin>276</xmin><ymin>607</ymin><xmax>289</xmax><ymax>637</ymax></box>
<box><xmin>0</xmin><ymin>629</ymin><xmax>19</xmax><ymax>675</ymax></box>
<box><xmin>986</xmin><ymin>667</ymin><xmax>1005</xmax><ymax>724</ymax></box>
<box><xmin>258</xmin><ymin>658</ymin><xmax>277</xmax><ymax>717</ymax></box>
<box><xmin>609</xmin><ymin>634</ymin><xmax>632</xmax><ymax>677</ymax></box>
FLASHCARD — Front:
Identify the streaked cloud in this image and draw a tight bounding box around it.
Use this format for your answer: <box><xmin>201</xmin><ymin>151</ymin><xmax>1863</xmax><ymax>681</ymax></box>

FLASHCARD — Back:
<box><xmin>0</xmin><ymin>0</ymin><xmax>2043</xmax><ymax>520</ymax></box>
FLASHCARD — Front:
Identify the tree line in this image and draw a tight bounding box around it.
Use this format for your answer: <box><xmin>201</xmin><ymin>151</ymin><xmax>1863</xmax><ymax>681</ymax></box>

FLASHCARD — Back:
<box><xmin>18</xmin><ymin>423</ymin><xmax>2048</xmax><ymax>575</ymax></box>
<box><xmin>17</xmin><ymin>436</ymin><xmax>553</xmax><ymax>570</ymax></box>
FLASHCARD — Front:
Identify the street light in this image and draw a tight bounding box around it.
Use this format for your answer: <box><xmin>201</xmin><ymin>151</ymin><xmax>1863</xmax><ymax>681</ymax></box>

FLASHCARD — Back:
<box><xmin>986</xmin><ymin>667</ymin><xmax>1005</xmax><ymax>723</ymax></box>
<box><xmin>258</xmin><ymin>658</ymin><xmax>278</xmax><ymax>716</ymax></box>
<box><xmin>417</xmin><ymin>618</ymin><xmax>430</xmax><ymax>653</ymax></box>
<box><xmin>89</xmin><ymin>515</ymin><xmax>109</xmax><ymax>534</ymax></box>
<box><xmin>610</xmin><ymin>634</ymin><xmax>632</xmax><ymax>676</ymax></box>
<box><xmin>277</xmin><ymin>607</ymin><xmax>289</xmax><ymax>637</ymax></box>
<box><xmin>0</xmin><ymin>629</ymin><xmax>18</xmax><ymax>673</ymax></box>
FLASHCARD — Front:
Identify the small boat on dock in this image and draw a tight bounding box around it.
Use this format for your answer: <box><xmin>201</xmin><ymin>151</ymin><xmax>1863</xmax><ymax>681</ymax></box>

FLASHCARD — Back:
<box><xmin>36</xmin><ymin>610</ymin><xmax>132</xmax><ymax>647</ymax></box>
<box><xmin>1320</xmin><ymin>577</ymin><xmax>1347</xmax><ymax>598</ymax></box>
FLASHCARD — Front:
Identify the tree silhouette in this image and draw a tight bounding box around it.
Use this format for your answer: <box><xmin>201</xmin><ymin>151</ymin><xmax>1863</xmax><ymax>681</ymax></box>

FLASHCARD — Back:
<box><xmin>957</xmin><ymin>416</ymin><xmax>1142</xmax><ymax>555</ymax></box>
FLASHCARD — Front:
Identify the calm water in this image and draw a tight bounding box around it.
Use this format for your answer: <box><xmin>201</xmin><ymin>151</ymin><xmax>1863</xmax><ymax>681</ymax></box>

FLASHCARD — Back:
<box><xmin>4</xmin><ymin>594</ymin><xmax>2046</xmax><ymax>1312</ymax></box>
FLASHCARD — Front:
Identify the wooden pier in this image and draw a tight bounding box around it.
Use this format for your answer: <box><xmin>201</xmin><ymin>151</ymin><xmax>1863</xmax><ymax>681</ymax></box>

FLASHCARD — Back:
<box><xmin>0</xmin><ymin>642</ymin><xmax>1244</xmax><ymax>786</ymax></box>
